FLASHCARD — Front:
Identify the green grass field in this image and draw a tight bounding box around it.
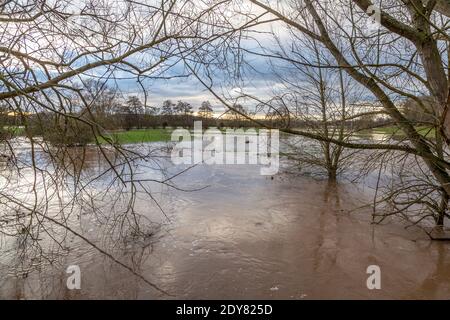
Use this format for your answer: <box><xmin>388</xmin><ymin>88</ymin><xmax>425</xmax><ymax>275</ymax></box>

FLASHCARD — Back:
<box><xmin>6</xmin><ymin>125</ymin><xmax>439</xmax><ymax>144</ymax></box>
<box><xmin>99</xmin><ymin>129</ymin><xmax>173</xmax><ymax>144</ymax></box>
<box><xmin>370</xmin><ymin>126</ymin><xmax>436</xmax><ymax>138</ymax></box>
<box><xmin>3</xmin><ymin>126</ymin><xmax>25</xmax><ymax>136</ymax></box>
<box><xmin>98</xmin><ymin>127</ymin><xmax>265</xmax><ymax>144</ymax></box>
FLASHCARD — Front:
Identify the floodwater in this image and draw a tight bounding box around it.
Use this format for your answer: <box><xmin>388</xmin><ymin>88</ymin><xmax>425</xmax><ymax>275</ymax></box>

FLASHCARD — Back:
<box><xmin>1</xmin><ymin>141</ymin><xmax>450</xmax><ymax>299</ymax></box>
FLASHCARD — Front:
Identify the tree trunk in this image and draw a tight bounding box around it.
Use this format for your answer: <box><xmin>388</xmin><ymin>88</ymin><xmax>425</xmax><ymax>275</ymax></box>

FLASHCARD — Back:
<box><xmin>328</xmin><ymin>168</ymin><xmax>337</xmax><ymax>181</ymax></box>
<box><xmin>437</xmin><ymin>190</ymin><xmax>449</xmax><ymax>226</ymax></box>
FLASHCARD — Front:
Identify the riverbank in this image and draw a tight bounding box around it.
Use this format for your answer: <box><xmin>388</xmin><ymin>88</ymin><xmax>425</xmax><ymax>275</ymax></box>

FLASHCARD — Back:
<box><xmin>99</xmin><ymin>128</ymin><xmax>173</xmax><ymax>144</ymax></box>
<box><xmin>361</xmin><ymin>126</ymin><xmax>436</xmax><ymax>138</ymax></box>
<box><xmin>4</xmin><ymin>125</ymin><xmax>438</xmax><ymax>145</ymax></box>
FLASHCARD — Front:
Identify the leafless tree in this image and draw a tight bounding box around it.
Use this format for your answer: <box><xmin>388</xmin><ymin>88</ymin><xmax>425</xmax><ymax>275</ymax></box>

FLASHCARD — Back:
<box><xmin>0</xmin><ymin>0</ymin><xmax>256</xmax><ymax>294</ymax></box>
<box><xmin>185</xmin><ymin>0</ymin><xmax>450</xmax><ymax>231</ymax></box>
<box><xmin>198</xmin><ymin>100</ymin><xmax>214</xmax><ymax>118</ymax></box>
<box><xmin>265</xmin><ymin>33</ymin><xmax>375</xmax><ymax>180</ymax></box>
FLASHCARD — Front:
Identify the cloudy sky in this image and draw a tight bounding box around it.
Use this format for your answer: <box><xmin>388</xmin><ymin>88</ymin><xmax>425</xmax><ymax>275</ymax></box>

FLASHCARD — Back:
<box><xmin>114</xmin><ymin>10</ymin><xmax>288</xmax><ymax>116</ymax></box>
<box><xmin>115</xmin><ymin>51</ymin><xmax>282</xmax><ymax>116</ymax></box>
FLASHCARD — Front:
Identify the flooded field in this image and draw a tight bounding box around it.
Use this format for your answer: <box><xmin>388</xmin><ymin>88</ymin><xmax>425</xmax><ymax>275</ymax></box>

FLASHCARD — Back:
<box><xmin>0</xmin><ymin>141</ymin><xmax>450</xmax><ymax>300</ymax></box>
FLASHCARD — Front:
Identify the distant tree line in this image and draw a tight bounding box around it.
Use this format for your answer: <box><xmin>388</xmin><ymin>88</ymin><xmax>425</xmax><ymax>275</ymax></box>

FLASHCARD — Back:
<box><xmin>1</xmin><ymin>78</ymin><xmax>389</xmax><ymax>148</ymax></box>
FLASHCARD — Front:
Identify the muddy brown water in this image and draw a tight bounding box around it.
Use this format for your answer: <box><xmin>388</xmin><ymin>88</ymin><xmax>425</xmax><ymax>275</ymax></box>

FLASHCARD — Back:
<box><xmin>1</xmin><ymin>146</ymin><xmax>450</xmax><ymax>299</ymax></box>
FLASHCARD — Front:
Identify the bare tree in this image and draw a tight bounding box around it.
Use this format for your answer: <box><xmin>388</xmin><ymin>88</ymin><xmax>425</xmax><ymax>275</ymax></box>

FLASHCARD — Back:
<box><xmin>198</xmin><ymin>100</ymin><xmax>214</xmax><ymax>118</ymax></box>
<box><xmin>0</xmin><ymin>0</ymin><xmax>252</xmax><ymax>293</ymax></box>
<box><xmin>272</xmin><ymin>36</ymin><xmax>367</xmax><ymax>180</ymax></box>
<box><xmin>185</xmin><ymin>0</ymin><xmax>450</xmax><ymax>230</ymax></box>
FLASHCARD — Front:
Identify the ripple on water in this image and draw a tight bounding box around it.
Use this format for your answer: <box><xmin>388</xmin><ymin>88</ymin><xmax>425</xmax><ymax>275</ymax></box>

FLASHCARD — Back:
<box><xmin>2</xmin><ymin>154</ymin><xmax>450</xmax><ymax>299</ymax></box>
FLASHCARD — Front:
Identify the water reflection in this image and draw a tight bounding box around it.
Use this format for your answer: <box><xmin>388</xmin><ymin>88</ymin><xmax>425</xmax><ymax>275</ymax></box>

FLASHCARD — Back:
<box><xmin>1</xmin><ymin>144</ymin><xmax>450</xmax><ymax>299</ymax></box>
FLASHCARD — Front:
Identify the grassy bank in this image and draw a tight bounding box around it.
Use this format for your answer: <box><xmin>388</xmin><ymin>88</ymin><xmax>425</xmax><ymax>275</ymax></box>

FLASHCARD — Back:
<box><xmin>98</xmin><ymin>127</ymin><xmax>267</xmax><ymax>144</ymax></box>
<box><xmin>99</xmin><ymin>128</ymin><xmax>173</xmax><ymax>144</ymax></box>
<box><xmin>2</xmin><ymin>126</ymin><xmax>25</xmax><ymax>136</ymax></box>
<box><xmin>8</xmin><ymin>125</ymin><xmax>438</xmax><ymax>144</ymax></box>
<box><xmin>369</xmin><ymin>126</ymin><xmax>436</xmax><ymax>138</ymax></box>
